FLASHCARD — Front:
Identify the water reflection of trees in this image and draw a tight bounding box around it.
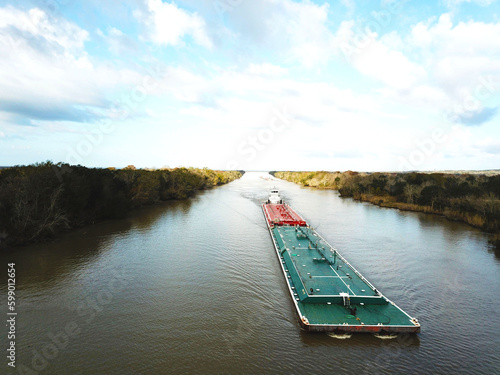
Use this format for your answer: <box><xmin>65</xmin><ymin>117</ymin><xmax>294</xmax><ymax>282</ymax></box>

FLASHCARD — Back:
<box><xmin>0</xmin><ymin>201</ymin><xmax>183</xmax><ymax>289</ymax></box>
<box><xmin>488</xmin><ymin>241</ymin><xmax>500</xmax><ymax>261</ymax></box>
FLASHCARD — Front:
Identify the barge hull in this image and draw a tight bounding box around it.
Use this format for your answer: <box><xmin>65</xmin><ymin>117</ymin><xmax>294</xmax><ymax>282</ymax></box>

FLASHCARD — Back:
<box><xmin>262</xmin><ymin>203</ymin><xmax>420</xmax><ymax>334</ymax></box>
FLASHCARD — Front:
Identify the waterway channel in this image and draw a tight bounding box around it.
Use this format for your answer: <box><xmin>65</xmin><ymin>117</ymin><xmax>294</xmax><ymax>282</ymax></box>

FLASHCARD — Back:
<box><xmin>1</xmin><ymin>171</ymin><xmax>499</xmax><ymax>374</ymax></box>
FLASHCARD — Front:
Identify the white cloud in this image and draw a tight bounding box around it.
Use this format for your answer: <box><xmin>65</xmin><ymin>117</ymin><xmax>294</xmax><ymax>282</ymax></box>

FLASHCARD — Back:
<box><xmin>270</xmin><ymin>0</ymin><xmax>332</xmax><ymax>67</ymax></box>
<box><xmin>410</xmin><ymin>13</ymin><xmax>500</xmax><ymax>59</ymax></box>
<box><xmin>0</xmin><ymin>7</ymin><xmax>88</xmax><ymax>53</ymax></box>
<box><xmin>0</xmin><ymin>6</ymin><xmax>143</xmax><ymax>124</ymax></box>
<box><xmin>335</xmin><ymin>12</ymin><xmax>500</xmax><ymax>125</ymax></box>
<box><xmin>2</xmin><ymin>1</ymin><xmax>499</xmax><ymax>170</ymax></box>
<box><xmin>135</xmin><ymin>0</ymin><xmax>212</xmax><ymax>48</ymax></box>
<box><xmin>352</xmin><ymin>40</ymin><xmax>426</xmax><ymax>90</ymax></box>
<box><xmin>143</xmin><ymin>61</ymin><xmax>401</xmax><ymax>170</ymax></box>
<box><xmin>478</xmin><ymin>139</ymin><xmax>500</xmax><ymax>155</ymax></box>
<box><xmin>160</xmin><ymin>71</ymin><xmax>401</xmax><ymax>170</ymax></box>
<box><xmin>247</xmin><ymin>63</ymin><xmax>287</xmax><ymax>77</ymax></box>
<box><xmin>97</xmin><ymin>27</ymin><xmax>140</xmax><ymax>55</ymax></box>
<box><xmin>408</xmin><ymin>14</ymin><xmax>500</xmax><ymax>121</ymax></box>
<box><xmin>150</xmin><ymin>61</ymin><xmax>385</xmax><ymax>124</ymax></box>
<box><xmin>341</xmin><ymin>0</ymin><xmax>355</xmax><ymax>12</ymax></box>
<box><xmin>206</xmin><ymin>0</ymin><xmax>336</xmax><ymax>67</ymax></box>
<box><xmin>332</xmin><ymin>21</ymin><xmax>426</xmax><ymax>90</ymax></box>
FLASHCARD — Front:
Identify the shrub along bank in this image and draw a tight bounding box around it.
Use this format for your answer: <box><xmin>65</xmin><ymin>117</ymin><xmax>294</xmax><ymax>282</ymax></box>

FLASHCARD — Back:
<box><xmin>271</xmin><ymin>171</ymin><xmax>500</xmax><ymax>246</ymax></box>
<box><xmin>0</xmin><ymin>162</ymin><xmax>243</xmax><ymax>249</ymax></box>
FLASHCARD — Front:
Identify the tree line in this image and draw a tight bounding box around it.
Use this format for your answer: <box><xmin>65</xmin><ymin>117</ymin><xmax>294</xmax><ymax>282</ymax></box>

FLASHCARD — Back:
<box><xmin>0</xmin><ymin>162</ymin><xmax>243</xmax><ymax>249</ymax></box>
<box><xmin>271</xmin><ymin>171</ymin><xmax>500</xmax><ymax>246</ymax></box>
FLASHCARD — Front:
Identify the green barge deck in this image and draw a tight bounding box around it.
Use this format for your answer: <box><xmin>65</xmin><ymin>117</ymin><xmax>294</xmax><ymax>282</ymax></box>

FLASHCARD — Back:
<box><xmin>263</xmin><ymin>204</ymin><xmax>420</xmax><ymax>333</ymax></box>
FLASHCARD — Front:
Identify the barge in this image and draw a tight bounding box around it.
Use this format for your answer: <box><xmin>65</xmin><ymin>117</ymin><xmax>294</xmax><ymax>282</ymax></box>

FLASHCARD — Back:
<box><xmin>262</xmin><ymin>188</ymin><xmax>420</xmax><ymax>333</ymax></box>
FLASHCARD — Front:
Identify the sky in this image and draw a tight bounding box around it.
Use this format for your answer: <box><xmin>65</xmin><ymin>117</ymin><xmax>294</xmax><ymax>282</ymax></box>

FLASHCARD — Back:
<box><xmin>0</xmin><ymin>0</ymin><xmax>499</xmax><ymax>171</ymax></box>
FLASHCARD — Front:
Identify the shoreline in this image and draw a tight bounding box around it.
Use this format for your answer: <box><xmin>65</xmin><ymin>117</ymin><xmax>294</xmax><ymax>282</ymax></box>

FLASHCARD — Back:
<box><xmin>344</xmin><ymin>192</ymin><xmax>487</xmax><ymax>229</ymax></box>
<box><xmin>270</xmin><ymin>171</ymin><xmax>500</xmax><ymax>248</ymax></box>
<box><xmin>0</xmin><ymin>163</ymin><xmax>244</xmax><ymax>250</ymax></box>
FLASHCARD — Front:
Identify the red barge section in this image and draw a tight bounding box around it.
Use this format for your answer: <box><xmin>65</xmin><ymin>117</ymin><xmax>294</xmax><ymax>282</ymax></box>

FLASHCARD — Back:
<box><xmin>263</xmin><ymin>203</ymin><xmax>307</xmax><ymax>227</ymax></box>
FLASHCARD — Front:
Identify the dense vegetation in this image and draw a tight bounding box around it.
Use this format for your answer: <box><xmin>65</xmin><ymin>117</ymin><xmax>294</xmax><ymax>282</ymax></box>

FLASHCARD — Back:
<box><xmin>271</xmin><ymin>171</ymin><xmax>500</xmax><ymax>246</ymax></box>
<box><xmin>0</xmin><ymin>162</ymin><xmax>243</xmax><ymax>249</ymax></box>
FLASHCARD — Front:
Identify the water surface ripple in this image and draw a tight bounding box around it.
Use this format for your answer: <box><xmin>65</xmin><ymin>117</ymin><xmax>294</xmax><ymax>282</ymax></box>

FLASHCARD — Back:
<box><xmin>1</xmin><ymin>172</ymin><xmax>499</xmax><ymax>374</ymax></box>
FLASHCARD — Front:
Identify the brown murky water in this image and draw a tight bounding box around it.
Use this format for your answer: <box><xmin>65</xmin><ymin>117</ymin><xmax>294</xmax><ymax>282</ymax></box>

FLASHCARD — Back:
<box><xmin>1</xmin><ymin>172</ymin><xmax>499</xmax><ymax>374</ymax></box>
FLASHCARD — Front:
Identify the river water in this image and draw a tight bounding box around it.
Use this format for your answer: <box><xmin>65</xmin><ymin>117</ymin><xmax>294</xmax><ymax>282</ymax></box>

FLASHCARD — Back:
<box><xmin>1</xmin><ymin>172</ymin><xmax>499</xmax><ymax>375</ymax></box>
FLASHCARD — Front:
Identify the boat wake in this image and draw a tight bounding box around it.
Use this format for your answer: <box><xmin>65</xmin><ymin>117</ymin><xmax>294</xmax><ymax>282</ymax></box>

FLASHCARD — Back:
<box><xmin>327</xmin><ymin>333</ymin><xmax>352</xmax><ymax>340</ymax></box>
<box><xmin>374</xmin><ymin>333</ymin><xmax>398</xmax><ymax>340</ymax></box>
